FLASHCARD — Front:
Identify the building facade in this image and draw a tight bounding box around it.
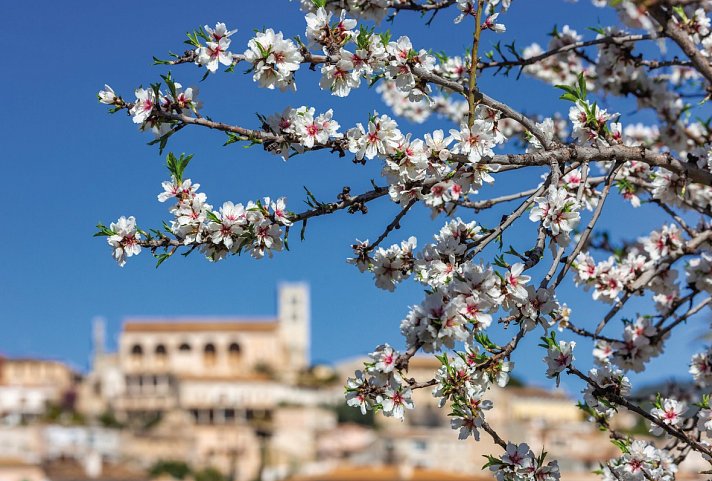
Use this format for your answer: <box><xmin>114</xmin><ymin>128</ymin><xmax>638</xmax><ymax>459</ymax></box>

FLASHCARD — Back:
<box><xmin>0</xmin><ymin>357</ymin><xmax>76</xmax><ymax>422</ymax></box>
<box><xmin>77</xmin><ymin>282</ymin><xmax>321</xmax><ymax>481</ymax></box>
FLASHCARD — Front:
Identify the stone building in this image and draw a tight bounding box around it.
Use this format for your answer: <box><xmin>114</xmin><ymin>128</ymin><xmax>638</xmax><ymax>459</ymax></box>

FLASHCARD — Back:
<box><xmin>0</xmin><ymin>357</ymin><xmax>77</xmax><ymax>422</ymax></box>
<box><xmin>77</xmin><ymin>282</ymin><xmax>332</xmax><ymax>481</ymax></box>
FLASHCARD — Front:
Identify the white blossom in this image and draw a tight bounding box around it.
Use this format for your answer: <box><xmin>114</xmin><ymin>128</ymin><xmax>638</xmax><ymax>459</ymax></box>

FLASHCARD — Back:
<box><xmin>107</xmin><ymin>216</ymin><xmax>141</xmax><ymax>267</ymax></box>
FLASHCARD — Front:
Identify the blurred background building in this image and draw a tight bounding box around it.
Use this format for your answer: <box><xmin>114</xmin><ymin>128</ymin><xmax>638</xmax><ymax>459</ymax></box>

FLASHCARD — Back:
<box><xmin>0</xmin><ymin>283</ymin><xmax>706</xmax><ymax>481</ymax></box>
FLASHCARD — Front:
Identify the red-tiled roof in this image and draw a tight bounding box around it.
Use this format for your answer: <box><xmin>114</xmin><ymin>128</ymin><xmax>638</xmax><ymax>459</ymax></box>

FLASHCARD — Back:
<box><xmin>123</xmin><ymin>317</ymin><xmax>278</xmax><ymax>332</ymax></box>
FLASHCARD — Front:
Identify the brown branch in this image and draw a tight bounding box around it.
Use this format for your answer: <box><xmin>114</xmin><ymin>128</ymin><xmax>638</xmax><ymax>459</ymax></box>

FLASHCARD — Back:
<box><xmin>593</xmin><ymin>229</ymin><xmax>712</xmax><ymax>335</ymax></box>
<box><xmin>479</xmin><ymin>34</ymin><xmax>652</xmax><ymax>71</ymax></box>
<box><xmin>365</xmin><ymin>199</ymin><xmax>418</xmax><ymax>252</ymax></box>
<box><xmin>568</xmin><ymin>367</ymin><xmax>712</xmax><ymax>459</ymax></box>
<box><xmin>553</xmin><ymin>161</ymin><xmax>623</xmax><ymax>289</ymax></box>
<box><xmin>481</xmin><ymin>420</ymin><xmax>508</xmax><ymax>449</ymax></box>
<box><xmin>650</xmin><ymin>5</ymin><xmax>712</xmax><ymax>86</ymax></box>
<box><xmin>466</xmin><ymin>0</ymin><xmax>486</xmax><ymax>129</ymax></box>
<box><xmin>656</xmin><ymin>296</ymin><xmax>711</xmax><ymax>340</ymax></box>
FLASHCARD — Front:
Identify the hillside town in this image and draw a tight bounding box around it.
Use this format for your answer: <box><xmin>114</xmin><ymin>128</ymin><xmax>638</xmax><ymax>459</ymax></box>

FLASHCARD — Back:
<box><xmin>0</xmin><ymin>284</ymin><xmax>706</xmax><ymax>481</ymax></box>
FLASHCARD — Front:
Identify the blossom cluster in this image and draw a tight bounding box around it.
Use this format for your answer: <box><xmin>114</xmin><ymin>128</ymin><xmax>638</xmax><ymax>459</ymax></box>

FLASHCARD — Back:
<box><xmin>377</xmin><ymin>79</ymin><xmax>468</xmax><ymax>125</ymax></box>
<box><xmin>687</xmin><ymin>252</ymin><xmax>712</xmax><ymax>294</ymax></box>
<box><xmin>542</xmin><ymin>337</ymin><xmax>575</xmax><ymax>386</ymax></box>
<box><xmin>159</xmin><ymin>176</ymin><xmax>290</xmax><ymax>261</ymax></box>
<box><xmin>303</xmin><ymin>7</ymin><xmax>441</xmax><ymax>101</ymax></box>
<box><xmin>244</xmin><ymin>29</ymin><xmax>304</xmax><ymax>91</ymax></box>
<box><xmin>432</xmin><ymin>344</ymin><xmax>508</xmax><ymax>440</ymax></box>
<box><xmin>649</xmin><ymin>397</ymin><xmax>687</xmax><ymax>436</ymax></box>
<box><xmin>582</xmin><ymin>363</ymin><xmax>632</xmax><ymax>418</ymax></box>
<box><xmin>600</xmin><ymin>440</ymin><xmax>677</xmax><ymax>481</ymax></box>
<box><xmin>264</xmin><ymin>106</ymin><xmax>342</xmax><ymax>159</ymax></box>
<box><xmin>486</xmin><ymin>442</ymin><xmax>561</xmax><ymax>481</ymax></box>
<box><xmin>568</xmin><ymin>100</ymin><xmax>620</xmax><ymax>147</ymax></box>
<box><xmin>298</xmin><ymin>0</ymin><xmax>512</xmax><ymax>27</ymax></box>
<box><xmin>99</xmin><ymin>79</ymin><xmax>201</xmax><ymax>138</ymax></box>
<box><xmin>345</xmin><ymin>107</ymin><xmax>506</xmax><ymax>209</ymax></box>
<box><xmin>522</xmin><ymin>25</ymin><xmax>594</xmax><ymax>87</ymax></box>
<box><xmin>98</xmin><ymin>154</ymin><xmax>292</xmax><ymax>266</ymax></box>
<box><xmin>573</xmin><ymin>224</ymin><xmax>684</xmax><ymax>307</ymax></box>
<box><xmin>350</xmin><ymin>215</ymin><xmax>564</xmax><ymax>352</ymax></box>
<box><xmin>195</xmin><ymin>23</ymin><xmax>237</xmax><ymax>73</ymax></box>
<box><xmin>104</xmin><ymin>216</ymin><xmax>142</xmax><ymax>268</ymax></box>
<box><xmin>529</xmin><ymin>186</ymin><xmax>581</xmax><ymax>248</ymax></box>
<box><xmin>690</xmin><ymin>347</ymin><xmax>712</xmax><ymax>387</ymax></box>
<box><xmin>345</xmin><ymin>344</ymin><xmax>414</xmax><ymax>421</ymax></box>
<box><xmin>593</xmin><ymin>317</ymin><xmax>665</xmax><ymax>373</ymax></box>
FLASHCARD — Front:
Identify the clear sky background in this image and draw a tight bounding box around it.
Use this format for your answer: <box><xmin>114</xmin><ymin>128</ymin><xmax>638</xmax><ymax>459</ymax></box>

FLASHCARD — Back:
<box><xmin>1</xmin><ymin>1</ymin><xmax>709</xmax><ymax>395</ymax></box>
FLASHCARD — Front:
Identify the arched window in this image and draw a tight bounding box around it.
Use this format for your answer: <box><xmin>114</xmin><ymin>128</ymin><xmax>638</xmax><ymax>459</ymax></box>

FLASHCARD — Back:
<box><xmin>204</xmin><ymin>343</ymin><xmax>217</xmax><ymax>367</ymax></box>
<box><xmin>155</xmin><ymin>344</ymin><xmax>168</xmax><ymax>367</ymax></box>
<box><xmin>228</xmin><ymin>343</ymin><xmax>241</xmax><ymax>368</ymax></box>
<box><xmin>130</xmin><ymin>344</ymin><xmax>143</xmax><ymax>367</ymax></box>
<box><xmin>179</xmin><ymin>343</ymin><xmax>191</xmax><ymax>352</ymax></box>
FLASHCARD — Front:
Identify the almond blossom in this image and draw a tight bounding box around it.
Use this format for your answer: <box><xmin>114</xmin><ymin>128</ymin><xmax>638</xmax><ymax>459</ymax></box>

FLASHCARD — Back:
<box><xmin>449</xmin><ymin>121</ymin><xmax>497</xmax><ymax>163</ymax></box>
<box><xmin>196</xmin><ymin>23</ymin><xmax>235</xmax><ymax>74</ymax></box>
<box><xmin>544</xmin><ymin>340</ymin><xmax>575</xmax><ymax>384</ymax></box>
<box><xmin>243</xmin><ymin>29</ymin><xmax>303</xmax><ymax>90</ymax></box>
<box><xmin>107</xmin><ymin>216</ymin><xmax>142</xmax><ymax>267</ymax></box>
<box><xmin>650</xmin><ymin>398</ymin><xmax>687</xmax><ymax>436</ymax></box>
<box><xmin>130</xmin><ymin>88</ymin><xmax>156</xmax><ymax>124</ymax></box>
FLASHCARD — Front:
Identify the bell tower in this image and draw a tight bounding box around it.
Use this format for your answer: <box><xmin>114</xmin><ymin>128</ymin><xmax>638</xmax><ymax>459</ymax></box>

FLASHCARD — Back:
<box><xmin>277</xmin><ymin>282</ymin><xmax>310</xmax><ymax>376</ymax></box>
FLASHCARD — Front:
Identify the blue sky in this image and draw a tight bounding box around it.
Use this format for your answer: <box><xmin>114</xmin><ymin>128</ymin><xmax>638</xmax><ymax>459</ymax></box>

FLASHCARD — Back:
<box><xmin>1</xmin><ymin>1</ymin><xmax>708</xmax><ymax>395</ymax></box>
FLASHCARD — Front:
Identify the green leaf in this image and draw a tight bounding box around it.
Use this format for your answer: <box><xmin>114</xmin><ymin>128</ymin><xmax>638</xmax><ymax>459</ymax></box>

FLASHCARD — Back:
<box><xmin>165</xmin><ymin>152</ymin><xmax>194</xmax><ymax>182</ymax></box>
<box><xmin>153</xmin><ymin>56</ymin><xmax>172</xmax><ymax>65</ymax></box>
<box><xmin>206</xmin><ymin>211</ymin><xmax>221</xmax><ymax>223</ymax></box>
<box><xmin>160</xmin><ymin>71</ymin><xmax>177</xmax><ymax>98</ymax></box>
<box><xmin>379</xmin><ymin>30</ymin><xmax>392</xmax><ymax>46</ymax></box>
<box><xmin>578</xmin><ymin>72</ymin><xmax>587</xmax><ymax>98</ymax></box>
<box><xmin>154</xmin><ymin>252</ymin><xmax>172</xmax><ymax>268</ymax></box>
<box><xmin>224</xmin><ymin>133</ymin><xmax>243</xmax><ymax>146</ymax></box>
<box><xmin>94</xmin><ymin>223</ymin><xmax>115</xmax><ymax>237</ymax></box>
<box><xmin>559</xmin><ymin>92</ymin><xmax>579</xmax><ymax>103</ymax></box>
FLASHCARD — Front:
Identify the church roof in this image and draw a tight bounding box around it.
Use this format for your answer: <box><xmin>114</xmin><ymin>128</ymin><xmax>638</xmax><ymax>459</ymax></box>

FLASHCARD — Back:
<box><xmin>507</xmin><ymin>386</ymin><xmax>570</xmax><ymax>400</ymax></box>
<box><xmin>123</xmin><ymin>317</ymin><xmax>278</xmax><ymax>333</ymax></box>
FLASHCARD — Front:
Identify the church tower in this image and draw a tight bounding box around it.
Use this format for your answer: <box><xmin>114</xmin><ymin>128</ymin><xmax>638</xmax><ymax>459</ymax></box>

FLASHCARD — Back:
<box><xmin>92</xmin><ymin>316</ymin><xmax>106</xmax><ymax>359</ymax></box>
<box><xmin>277</xmin><ymin>282</ymin><xmax>310</xmax><ymax>376</ymax></box>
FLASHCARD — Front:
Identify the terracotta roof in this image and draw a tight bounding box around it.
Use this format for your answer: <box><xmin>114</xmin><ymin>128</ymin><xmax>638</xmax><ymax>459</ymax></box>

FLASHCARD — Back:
<box><xmin>178</xmin><ymin>373</ymin><xmax>274</xmax><ymax>382</ymax></box>
<box><xmin>1</xmin><ymin>357</ymin><xmax>68</xmax><ymax>366</ymax></box>
<box><xmin>0</xmin><ymin>457</ymin><xmax>34</xmax><ymax>467</ymax></box>
<box><xmin>407</xmin><ymin>356</ymin><xmax>442</xmax><ymax>370</ymax></box>
<box><xmin>508</xmin><ymin>386</ymin><xmax>570</xmax><ymax>400</ymax></box>
<box><xmin>123</xmin><ymin>317</ymin><xmax>278</xmax><ymax>333</ymax></box>
<box><xmin>289</xmin><ymin>466</ymin><xmax>491</xmax><ymax>481</ymax></box>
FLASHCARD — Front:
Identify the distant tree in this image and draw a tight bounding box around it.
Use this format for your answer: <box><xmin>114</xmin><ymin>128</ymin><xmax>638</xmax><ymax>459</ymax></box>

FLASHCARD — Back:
<box><xmin>43</xmin><ymin>402</ymin><xmax>86</xmax><ymax>425</ymax></box>
<box><xmin>96</xmin><ymin>1</ymin><xmax>712</xmax><ymax>479</ymax></box>
<box><xmin>148</xmin><ymin>460</ymin><xmax>191</xmax><ymax>480</ymax></box>
<box><xmin>504</xmin><ymin>374</ymin><xmax>524</xmax><ymax>388</ymax></box>
<box><xmin>98</xmin><ymin>410</ymin><xmax>124</xmax><ymax>428</ymax></box>
<box><xmin>335</xmin><ymin>401</ymin><xmax>376</xmax><ymax>427</ymax></box>
<box><xmin>194</xmin><ymin>467</ymin><xmax>228</xmax><ymax>481</ymax></box>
